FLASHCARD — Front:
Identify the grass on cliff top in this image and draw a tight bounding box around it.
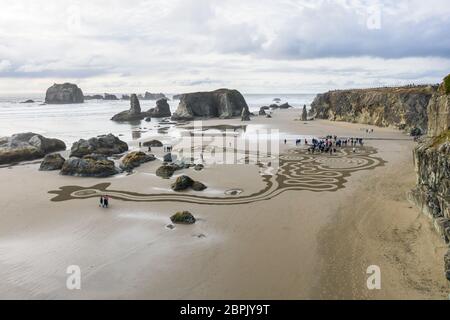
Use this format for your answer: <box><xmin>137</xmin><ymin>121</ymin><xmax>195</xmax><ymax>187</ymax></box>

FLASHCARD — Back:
<box><xmin>431</xmin><ymin>129</ymin><xmax>450</xmax><ymax>147</ymax></box>
<box><xmin>443</xmin><ymin>74</ymin><xmax>450</xmax><ymax>95</ymax></box>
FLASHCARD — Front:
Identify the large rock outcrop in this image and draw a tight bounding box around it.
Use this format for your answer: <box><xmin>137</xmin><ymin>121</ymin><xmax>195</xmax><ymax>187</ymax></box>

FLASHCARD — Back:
<box><xmin>45</xmin><ymin>83</ymin><xmax>84</xmax><ymax>104</ymax></box>
<box><xmin>146</xmin><ymin>98</ymin><xmax>171</xmax><ymax>118</ymax></box>
<box><xmin>111</xmin><ymin>94</ymin><xmax>146</xmax><ymax>121</ymax></box>
<box><xmin>310</xmin><ymin>85</ymin><xmax>437</xmax><ymax>132</ymax></box>
<box><xmin>0</xmin><ymin>132</ymin><xmax>66</xmax><ymax>165</ymax></box>
<box><xmin>171</xmin><ymin>89</ymin><xmax>249</xmax><ymax>121</ymax></box>
<box><xmin>60</xmin><ymin>154</ymin><xmax>118</xmax><ymax>177</ymax></box>
<box><xmin>143</xmin><ymin>92</ymin><xmax>166</xmax><ymax>100</ymax></box>
<box><xmin>427</xmin><ymin>83</ymin><xmax>450</xmax><ymax>137</ymax></box>
<box><xmin>39</xmin><ymin>153</ymin><xmax>66</xmax><ymax>171</ymax></box>
<box><xmin>120</xmin><ymin>151</ymin><xmax>155</xmax><ymax>171</ymax></box>
<box><xmin>70</xmin><ymin>134</ymin><xmax>128</xmax><ymax>157</ymax></box>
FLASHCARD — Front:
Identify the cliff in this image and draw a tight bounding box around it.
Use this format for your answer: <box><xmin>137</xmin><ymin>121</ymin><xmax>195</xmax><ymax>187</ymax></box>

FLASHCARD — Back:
<box><xmin>408</xmin><ymin>76</ymin><xmax>450</xmax><ymax>281</ymax></box>
<box><xmin>310</xmin><ymin>85</ymin><xmax>438</xmax><ymax>132</ymax></box>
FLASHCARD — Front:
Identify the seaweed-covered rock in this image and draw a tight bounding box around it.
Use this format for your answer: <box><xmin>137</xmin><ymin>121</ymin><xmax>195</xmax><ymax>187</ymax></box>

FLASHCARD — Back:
<box><xmin>156</xmin><ymin>164</ymin><xmax>177</xmax><ymax>179</ymax></box>
<box><xmin>45</xmin><ymin>83</ymin><xmax>84</xmax><ymax>104</ymax></box>
<box><xmin>70</xmin><ymin>134</ymin><xmax>128</xmax><ymax>158</ymax></box>
<box><xmin>39</xmin><ymin>153</ymin><xmax>66</xmax><ymax>171</ymax></box>
<box><xmin>170</xmin><ymin>211</ymin><xmax>196</xmax><ymax>224</ymax></box>
<box><xmin>0</xmin><ymin>132</ymin><xmax>66</xmax><ymax>165</ymax></box>
<box><xmin>60</xmin><ymin>154</ymin><xmax>118</xmax><ymax>177</ymax></box>
<box><xmin>120</xmin><ymin>151</ymin><xmax>155</xmax><ymax>171</ymax></box>
<box><xmin>171</xmin><ymin>175</ymin><xmax>194</xmax><ymax>191</ymax></box>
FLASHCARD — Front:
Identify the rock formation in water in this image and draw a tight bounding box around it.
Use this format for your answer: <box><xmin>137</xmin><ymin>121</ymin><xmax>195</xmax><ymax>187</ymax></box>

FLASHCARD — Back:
<box><xmin>171</xmin><ymin>89</ymin><xmax>250</xmax><ymax>121</ymax></box>
<box><xmin>111</xmin><ymin>94</ymin><xmax>147</xmax><ymax>121</ymax></box>
<box><xmin>61</xmin><ymin>154</ymin><xmax>118</xmax><ymax>177</ymax></box>
<box><xmin>0</xmin><ymin>132</ymin><xmax>66</xmax><ymax>165</ymax></box>
<box><xmin>84</xmin><ymin>95</ymin><xmax>104</xmax><ymax>100</ymax></box>
<box><xmin>241</xmin><ymin>106</ymin><xmax>251</xmax><ymax>121</ymax></box>
<box><xmin>70</xmin><ymin>133</ymin><xmax>128</xmax><ymax>157</ymax></box>
<box><xmin>45</xmin><ymin>83</ymin><xmax>84</xmax><ymax>104</ymax></box>
<box><xmin>104</xmin><ymin>93</ymin><xmax>118</xmax><ymax>100</ymax></box>
<box><xmin>310</xmin><ymin>85</ymin><xmax>437</xmax><ymax>132</ymax></box>
<box><xmin>146</xmin><ymin>98</ymin><xmax>171</xmax><ymax>118</ymax></box>
<box><xmin>408</xmin><ymin>76</ymin><xmax>450</xmax><ymax>281</ymax></box>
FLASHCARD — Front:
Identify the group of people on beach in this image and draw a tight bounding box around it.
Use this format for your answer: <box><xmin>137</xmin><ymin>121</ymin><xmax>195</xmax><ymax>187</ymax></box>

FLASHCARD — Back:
<box><xmin>99</xmin><ymin>195</ymin><xmax>110</xmax><ymax>208</ymax></box>
<box><xmin>289</xmin><ymin>135</ymin><xmax>365</xmax><ymax>155</ymax></box>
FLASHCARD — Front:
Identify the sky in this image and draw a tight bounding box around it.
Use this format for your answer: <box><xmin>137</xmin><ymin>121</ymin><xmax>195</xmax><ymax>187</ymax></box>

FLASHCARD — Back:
<box><xmin>0</xmin><ymin>0</ymin><xmax>449</xmax><ymax>94</ymax></box>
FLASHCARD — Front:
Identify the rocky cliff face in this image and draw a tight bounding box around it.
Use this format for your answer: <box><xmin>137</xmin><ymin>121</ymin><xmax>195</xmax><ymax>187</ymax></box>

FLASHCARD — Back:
<box><xmin>171</xmin><ymin>89</ymin><xmax>249</xmax><ymax>121</ymax></box>
<box><xmin>408</xmin><ymin>76</ymin><xmax>450</xmax><ymax>280</ymax></box>
<box><xmin>45</xmin><ymin>83</ymin><xmax>84</xmax><ymax>104</ymax></box>
<box><xmin>310</xmin><ymin>86</ymin><xmax>437</xmax><ymax>132</ymax></box>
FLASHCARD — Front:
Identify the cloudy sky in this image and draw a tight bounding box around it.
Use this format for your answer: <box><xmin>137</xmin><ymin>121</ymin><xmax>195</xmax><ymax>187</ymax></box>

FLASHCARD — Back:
<box><xmin>0</xmin><ymin>0</ymin><xmax>449</xmax><ymax>94</ymax></box>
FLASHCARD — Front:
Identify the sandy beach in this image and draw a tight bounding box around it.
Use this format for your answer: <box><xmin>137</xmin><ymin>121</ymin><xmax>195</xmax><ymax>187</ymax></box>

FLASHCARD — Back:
<box><xmin>0</xmin><ymin>108</ymin><xmax>448</xmax><ymax>299</ymax></box>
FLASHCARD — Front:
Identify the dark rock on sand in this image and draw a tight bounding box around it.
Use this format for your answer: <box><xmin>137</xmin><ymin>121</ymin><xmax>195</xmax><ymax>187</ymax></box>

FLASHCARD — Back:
<box><xmin>120</xmin><ymin>151</ymin><xmax>155</xmax><ymax>171</ymax></box>
<box><xmin>156</xmin><ymin>164</ymin><xmax>177</xmax><ymax>179</ymax></box>
<box><xmin>0</xmin><ymin>132</ymin><xmax>66</xmax><ymax>165</ymax></box>
<box><xmin>163</xmin><ymin>153</ymin><xmax>172</xmax><ymax>162</ymax></box>
<box><xmin>302</xmin><ymin>105</ymin><xmax>308</xmax><ymax>121</ymax></box>
<box><xmin>171</xmin><ymin>175</ymin><xmax>194</xmax><ymax>191</ymax></box>
<box><xmin>146</xmin><ymin>98</ymin><xmax>171</xmax><ymax>118</ymax></box>
<box><xmin>39</xmin><ymin>153</ymin><xmax>66</xmax><ymax>171</ymax></box>
<box><xmin>143</xmin><ymin>139</ymin><xmax>163</xmax><ymax>147</ymax></box>
<box><xmin>61</xmin><ymin>154</ymin><xmax>117</xmax><ymax>177</ymax></box>
<box><xmin>45</xmin><ymin>83</ymin><xmax>84</xmax><ymax>104</ymax></box>
<box><xmin>171</xmin><ymin>89</ymin><xmax>249</xmax><ymax>121</ymax></box>
<box><xmin>192</xmin><ymin>181</ymin><xmax>207</xmax><ymax>191</ymax></box>
<box><xmin>170</xmin><ymin>211</ymin><xmax>196</xmax><ymax>224</ymax></box>
<box><xmin>111</xmin><ymin>94</ymin><xmax>146</xmax><ymax>121</ymax></box>
<box><xmin>194</xmin><ymin>164</ymin><xmax>204</xmax><ymax>171</ymax></box>
<box><xmin>70</xmin><ymin>133</ymin><xmax>128</xmax><ymax>158</ymax></box>
<box><xmin>259</xmin><ymin>107</ymin><xmax>267</xmax><ymax>116</ymax></box>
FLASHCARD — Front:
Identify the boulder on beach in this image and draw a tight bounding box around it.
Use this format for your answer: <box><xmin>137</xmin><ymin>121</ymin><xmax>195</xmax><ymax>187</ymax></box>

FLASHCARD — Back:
<box><xmin>70</xmin><ymin>133</ymin><xmax>128</xmax><ymax>158</ymax></box>
<box><xmin>163</xmin><ymin>153</ymin><xmax>172</xmax><ymax>162</ymax></box>
<box><xmin>259</xmin><ymin>107</ymin><xmax>267</xmax><ymax>116</ymax></box>
<box><xmin>170</xmin><ymin>211</ymin><xmax>196</xmax><ymax>224</ymax></box>
<box><xmin>39</xmin><ymin>153</ymin><xmax>66</xmax><ymax>171</ymax></box>
<box><xmin>156</xmin><ymin>164</ymin><xmax>177</xmax><ymax>179</ymax></box>
<box><xmin>60</xmin><ymin>154</ymin><xmax>118</xmax><ymax>177</ymax></box>
<box><xmin>171</xmin><ymin>89</ymin><xmax>250</xmax><ymax>121</ymax></box>
<box><xmin>0</xmin><ymin>132</ymin><xmax>66</xmax><ymax>165</ymax></box>
<box><xmin>143</xmin><ymin>139</ymin><xmax>163</xmax><ymax>147</ymax></box>
<box><xmin>171</xmin><ymin>175</ymin><xmax>207</xmax><ymax>191</ymax></box>
<box><xmin>120</xmin><ymin>151</ymin><xmax>155</xmax><ymax>171</ymax></box>
<box><xmin>146</xmin><ymin>98</ymin><xmax>171</xmax><ymax>118</ymax></box>
<box><xmin>45</xmin><ymin>83</ymin><xmax>84</xmax><ymax>104</ymax></box>
<box><xmin>194</xmin><ymin>164</ymin><xmax>204</xmax><ymax>171</ymax></box>
<box><xmin>111</xmin><ymin>94</ymin><xmax>146</xmax><ymax>122</ymax></box>
<box><xmin>301</xmin><ymin>105</ymin><xmax>308</xmax><ymax>121</ymax></box>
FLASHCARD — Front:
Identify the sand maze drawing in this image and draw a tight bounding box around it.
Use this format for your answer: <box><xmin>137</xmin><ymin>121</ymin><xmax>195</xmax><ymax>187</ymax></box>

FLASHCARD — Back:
<box><xmin>49</xmin><ymin>147</ymin><xmax>386</xmax><ymax>205</ymax></box>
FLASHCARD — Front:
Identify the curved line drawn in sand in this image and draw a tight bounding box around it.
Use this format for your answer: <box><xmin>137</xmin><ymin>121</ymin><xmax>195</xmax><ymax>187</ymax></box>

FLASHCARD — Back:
<box><xmin>49</xmin><ymin>147</ymin><xmax>386</xmax><ymax>205</ymax></box>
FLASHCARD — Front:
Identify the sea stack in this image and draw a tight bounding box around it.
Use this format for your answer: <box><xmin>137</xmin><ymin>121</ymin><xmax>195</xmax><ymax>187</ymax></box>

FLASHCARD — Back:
<box><xmin>171</xmin><ymin>89</ymin><xmax>249</xmax><ymax>121</ymax></box>
<box><xmin>45</xmin><ymin>83</ymin><xmax>84</xmax><ymax>104</ymax></box>
<box><xmin>111</xmin><ymin>94</ymin><xmax>146</xmax><ymax>121</ymax></box>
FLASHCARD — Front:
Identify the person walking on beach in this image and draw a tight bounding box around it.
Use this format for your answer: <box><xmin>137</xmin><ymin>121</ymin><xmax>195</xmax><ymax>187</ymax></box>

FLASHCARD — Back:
<box><xmin>104</xmin><ymin>195</ymin><xmax>109</xmax><ymax>208</ymax></box>
<box><xmin>284</xmin><ymin>139</ymin><xmax>287</xmax><ymax>144</ymax></box>
<box><xmin>99</xmin><ymin>196</ymin><xmax>104</xmax><ymax>207</ymax></box>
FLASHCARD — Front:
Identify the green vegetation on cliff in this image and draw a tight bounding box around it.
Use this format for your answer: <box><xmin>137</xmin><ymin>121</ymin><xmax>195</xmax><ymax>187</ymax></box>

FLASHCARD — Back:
<box><xmin>431</xmin><ymin>129</ymin><xmax>450</xmax><ymax>148</ymax></box>
<box><xmin>443</xmin><ymin>74</ymin><xmax>450</xmax><ymax>95</ymax></box>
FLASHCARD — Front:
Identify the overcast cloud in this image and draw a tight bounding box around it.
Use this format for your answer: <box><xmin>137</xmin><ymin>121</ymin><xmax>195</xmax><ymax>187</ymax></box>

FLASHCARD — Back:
<box><xmin>0</xmin><ymin>0</ymin><xmax>449</xmax><ymax>93</ymax></box>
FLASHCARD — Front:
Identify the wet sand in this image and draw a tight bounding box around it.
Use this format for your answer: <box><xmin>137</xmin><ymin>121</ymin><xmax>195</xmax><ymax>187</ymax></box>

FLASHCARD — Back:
<box><xmin>0</xmin><ymin>109</ymin><xmax>448</xmax><ymax>299</ymax></box>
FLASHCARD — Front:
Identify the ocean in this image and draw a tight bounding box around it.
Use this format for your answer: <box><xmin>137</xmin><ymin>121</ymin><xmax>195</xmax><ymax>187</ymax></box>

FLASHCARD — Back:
<box><xmin>0</xmin><ymin>93</ymin><xmax>316</xmax><ymax>145</ymax></box>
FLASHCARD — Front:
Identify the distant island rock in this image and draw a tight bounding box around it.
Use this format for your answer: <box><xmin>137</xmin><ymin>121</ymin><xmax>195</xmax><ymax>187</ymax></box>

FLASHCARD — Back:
<box><xmin>121</xmin><ymin>94</ymin><xmax>130</xmax><ymax>100</ymax></box>
<box><xmin>147</xmin><ymin>98</ymin><xmax>171</xmax><ymax>118</ymax></box>
<box><xmin>171</xmin><ymin>89</ymin><xmax>250</xmax><ymax>121</ymax></box>
<box><xmin>20</xmin><ymin>99</ymin><xmax>35</xmax><ymax>104</ymax></box>
<box><xmin>104</xmin><ymin>93</ymin><xmax>118</xmax><ymax>100</ymax></box>
<box><xmin>143</xmin><ymin>92</ymin><xmax>166</xmax><ymax>100</ymax></box>
<box><xmin>45</xmin><ymin>83</ymin><xmax>84</xmax><ymax>104</ymax></box>
<box><xmin>0</xmin><ymin>132</ymin><xmax>66</xmax><ymax>165</ymax></box>
<box><xmin>84</xmin><ymin>94</ymin><xmax>104</xmax><ymax>100</ymax></box>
